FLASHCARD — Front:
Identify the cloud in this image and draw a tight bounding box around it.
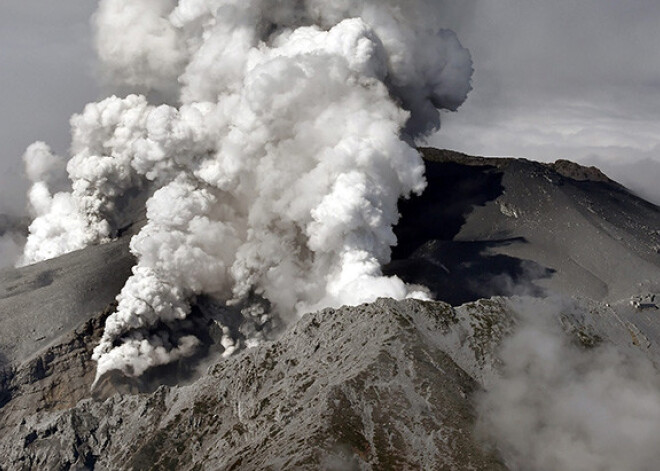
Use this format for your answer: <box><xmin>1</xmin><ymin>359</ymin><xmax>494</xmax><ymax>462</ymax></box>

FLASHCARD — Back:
<box><xmin>583</xmin><ymin>151</ymin><xmax>660</xmax><ymax>205</ymax></box>
<box><xmin>19</xmin><ymin>141</ymin><xmax>90</xmax><ymax>265</ymax></box>
<box><xmin>0</xmin><ymin>217</ymin><xmax>25</xmax><ymax>269</ymax></box>
<box><xmin>478</xmin><ymin>297</ymin><xmax>660</xmax><ymax>471</ymax></box>
<box><xmin>430</xmin><ymin>0</ymin><xmax>660</xmax><ymax>204</ymax></box>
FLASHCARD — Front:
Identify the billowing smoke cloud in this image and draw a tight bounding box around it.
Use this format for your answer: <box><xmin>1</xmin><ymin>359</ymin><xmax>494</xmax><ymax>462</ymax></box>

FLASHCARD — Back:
<box><xmin>20</xmin><ymin>141</ymin><xmax>91</xmax><ymax>264</ymax></box>
<box><xmin>21</xmin><ymin>0</ymin><xmax>473</xmax><ymax>379</ymax></box>
<box><xmin>478</xmin><ymin>298</ymin><xmax>660</xmax><ymax>471</ymax></box>
<box><xmin>0</xmin><ymin>142</ymin><xmax>69</xmax><ymax>268</ymax></box>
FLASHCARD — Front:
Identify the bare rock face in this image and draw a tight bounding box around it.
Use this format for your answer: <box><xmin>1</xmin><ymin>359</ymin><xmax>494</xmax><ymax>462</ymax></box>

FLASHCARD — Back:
<box><xmin>549</xmin><ymin>159</ymin><xmax>613</xmax><ymax>183</ymax></box>
<box><xmin>0</xmin><ymin>237</ymin><xmax>135</xmax><ymax>367</ymax></box>
<box><xmin>0</xmin><ymin>304</ymin><xmax>113</xmax><ymax>436</ymax></box>
<box><xmin>3</xmin><ymin>294</ymin><xmax>658</xmax><ymax>470</ymax></box>
<box><xmin>0</xmin><ymin>298</ymin><xmax>508</xmax><ymax>470</ymax></box>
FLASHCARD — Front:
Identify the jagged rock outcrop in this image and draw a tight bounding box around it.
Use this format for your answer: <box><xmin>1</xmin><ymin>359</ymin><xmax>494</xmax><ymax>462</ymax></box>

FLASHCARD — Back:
<box><xmin>0</xmin><ymin>304</ymin><xmax>113</xmax><ymax>436</ymax></box>
<box><xmin>3</xmin><ymin>293</ymin><xmax>658</xmax><ymax>470</ymax></box>
<box><xmin>0</xmin><ymin>298</ymin><xmax>509</xmax><ymax>470</ymax></box>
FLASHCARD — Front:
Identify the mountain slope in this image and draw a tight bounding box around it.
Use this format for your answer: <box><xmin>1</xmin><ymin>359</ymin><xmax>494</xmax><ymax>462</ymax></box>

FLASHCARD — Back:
<box><xmin>1</xmin><ymin>299</ymin><xmax>509</xmax><ymax>470</ymax></box>
<box><xmin>0</xmin><ymin>237</ymin><xmax>134</xmax><ymax>368</ymax></box>
<box><xmin>388</xmin><ymin>148</ymin><xmax>660</xmax><ymax>305</ymax></box>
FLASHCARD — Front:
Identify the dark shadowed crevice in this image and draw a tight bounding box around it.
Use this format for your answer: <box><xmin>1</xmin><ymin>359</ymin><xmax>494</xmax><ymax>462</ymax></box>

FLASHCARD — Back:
<box><xmin>392</xmin><ymin>156</ymin><xmax>505</xmax><ymax>260</ymax></box>
<box><xmin>386</xmin><ymin>238</ymin><xmax>554</xmax><ymax>306</ymax></box>
<box><xmin>0</xmin><ymin>361</ymin><xmax>14</xmax><ymax>409</ymax></box>
<box><xmin>389</xmin><ymin>151</ymin><xmax>556</xmax><ymax>305</ymax></box>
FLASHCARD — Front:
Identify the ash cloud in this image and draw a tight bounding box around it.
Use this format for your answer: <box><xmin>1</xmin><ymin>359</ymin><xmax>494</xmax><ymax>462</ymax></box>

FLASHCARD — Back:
<box><xmin>19</xmin><ymin>0</ymin><xmax>473</xmax><ymax>379</ymax></box>
<box><xmin>0</xmin><ymin>142</ymin><xmax>66</xmax><ymax>268</ymax></box>
<box><xmin>478</xmin><ymin>297</ymin><xmax>660</xmax><ymax>471</ymax></box>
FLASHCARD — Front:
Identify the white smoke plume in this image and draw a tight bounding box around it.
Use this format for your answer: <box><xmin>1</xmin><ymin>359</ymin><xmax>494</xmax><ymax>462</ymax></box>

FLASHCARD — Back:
<box><xmin>21</xmin><ymin>0</ymin><xmax>473</xmax><ymax>379</ymax></box>
<box><xmin>19</xmin><ymin>142</ymin><xmax>90</xmax><ymax>265</ymax></box>
<box><xmin>478</xmin><ymin>298</ymin><xmax>660</xmax><ymax>471</ymax></box>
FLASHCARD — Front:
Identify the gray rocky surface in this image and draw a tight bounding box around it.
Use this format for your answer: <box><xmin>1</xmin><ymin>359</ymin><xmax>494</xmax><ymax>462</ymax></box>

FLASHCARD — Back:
<box><xmin>0</xmin><ymin>299</ymin><xmax>508</xmax><ymax>471</ymax></box>
<box><xmin>389</xmin><ymin>148</ymin><xmax>660</xmax><ymax>306</ymax></box>
<box><xmin>2</xmin><ymin>294</ymin><xmax>658</xmax><ymax>470</ymax></box>
<box><xmin>0</xmin><ymin>237</ymin><xmax>134</xmax><ymax>367</ymax></box>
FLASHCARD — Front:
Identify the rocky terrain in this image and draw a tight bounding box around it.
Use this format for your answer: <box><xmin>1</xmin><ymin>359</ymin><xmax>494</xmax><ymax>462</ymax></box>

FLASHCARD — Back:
<box><xmin>0</xmin><ymin>149</ymin><xmax>659</xmax><ymax>470</ymax></box>
<box><xmin>390</xmin><ymin>148</ymin><xmax>660</xmax><ymax>305</ymax></box>
<box><xmin>0</xmin><ymin>238</ymin><xmax>134</xmax><ymax>369</ymax></box>
<box><xmin>1</xmin><ymin>298</ymin><xmax>509</xmax><ymax>470</ymax></box>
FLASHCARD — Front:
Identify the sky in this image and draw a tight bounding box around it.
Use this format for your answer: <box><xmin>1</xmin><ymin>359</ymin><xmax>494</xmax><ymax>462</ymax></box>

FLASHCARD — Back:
<box><xmin>0</xmin><ymin>0</ymin><xmax>659</xmax><ymax>214</ymax></box>
<box><xmin>431</xmin><ymin>0</ymin><xmax>660</xmax><ymax>204</ymax></box>
<box><xmin>0</xmin><ymin>1</ymin><xmax>98</xmax><ymax>214</ymax></box>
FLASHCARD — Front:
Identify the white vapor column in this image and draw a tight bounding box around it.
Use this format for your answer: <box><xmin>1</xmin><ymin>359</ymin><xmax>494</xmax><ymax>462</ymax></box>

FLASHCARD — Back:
<box><xmin>21</xmin><ymin>0</ymin><xmax>473</xmax><ymax>379</ymax></box>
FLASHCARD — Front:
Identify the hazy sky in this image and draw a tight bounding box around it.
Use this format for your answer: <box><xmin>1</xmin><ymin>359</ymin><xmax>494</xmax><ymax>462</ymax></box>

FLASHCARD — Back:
<box><xmin>0</xmin><ymin>1</ymin><xmax>97</xmax><ymax>213</ymax></box>
<box><xmin>432</xmin><ymin>0</ymin><xmax>660</xmax><ymax>203</ymax></box>
<box><xmin>1</xmin><ymin>1</ymin><xmax>659</xmax><ymax>213</ymax></box>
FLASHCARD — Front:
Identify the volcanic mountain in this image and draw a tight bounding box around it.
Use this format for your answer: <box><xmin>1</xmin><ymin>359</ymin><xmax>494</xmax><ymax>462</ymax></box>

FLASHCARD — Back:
<box><xmin>0</xmin><ymin>149</ymin><xmax>658</xmax><ymax>470</ymax></box>
<box><xmin>390</xmin><ymin>148</ymin><xmax>660</xmax><ymax>306</ymax></box>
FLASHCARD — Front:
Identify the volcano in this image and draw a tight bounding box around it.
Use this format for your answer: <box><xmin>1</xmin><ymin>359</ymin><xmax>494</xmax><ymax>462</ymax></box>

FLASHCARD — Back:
<box><xmin>1</xmin><ymin>149</ymin><xmax>658</xmax><ymax>470</ymax></box>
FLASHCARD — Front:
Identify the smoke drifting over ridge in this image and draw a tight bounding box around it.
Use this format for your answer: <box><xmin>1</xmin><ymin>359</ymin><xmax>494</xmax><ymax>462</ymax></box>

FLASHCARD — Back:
<box><xmin>478</xmin><ymin>298</ymin><xmax>660</xmax><ymax>471</ymax></box>
<box><xmin>20</xmin><ymin>0</ymin><xmax>473</xmax><ymax>378</ymax></box>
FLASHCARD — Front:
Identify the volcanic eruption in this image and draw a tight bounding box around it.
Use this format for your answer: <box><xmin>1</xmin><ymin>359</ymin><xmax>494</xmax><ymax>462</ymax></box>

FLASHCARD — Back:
<box><xmin>19</xmin><ymin>0</ymin><xmax>473</xmax><ymax>380</ymax></box>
